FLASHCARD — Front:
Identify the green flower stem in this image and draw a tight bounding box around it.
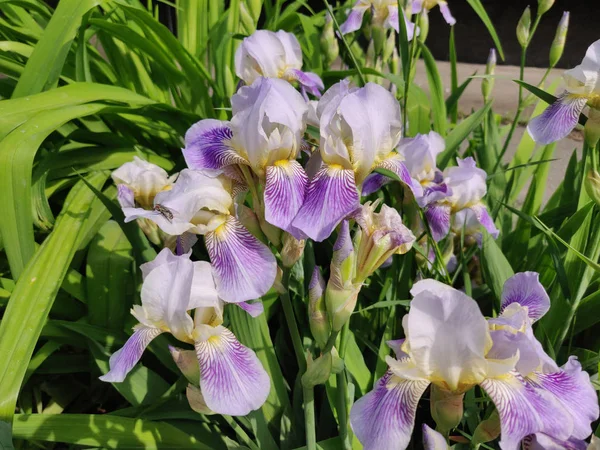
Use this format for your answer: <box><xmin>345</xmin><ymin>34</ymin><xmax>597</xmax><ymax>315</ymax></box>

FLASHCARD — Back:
<box><xmin>223</xmin><ymin>415</ymin><xmax>261</xmax><ymax>450</ymax></box>
<box><xmin>322</xmin><ymin>329</ymin><xmax>340</xmax><ymax>354</ymax></box>
<box><xmin>336</xmin><ymin>321</ymin><xmax>352</xmax><ymax>450</ymax></box>
<box><xmin>402</xmin><ymin>12</ymin><xmax>422</xmax><ymax>131</ymax></box>
<box><xmin>279</xmin><ymin>268</ymin><xmax>316</xmax><ymax>450</ymax></box>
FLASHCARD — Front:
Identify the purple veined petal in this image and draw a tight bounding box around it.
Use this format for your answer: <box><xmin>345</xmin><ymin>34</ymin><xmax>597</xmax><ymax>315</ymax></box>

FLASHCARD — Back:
<box><xmin>376</xmin><ymin>156</ymin><xmax>425</xmax><ymax>205</ymax></box>
<box><xmin>350</xmin><ymin>370</ymin><xmax>431</xmax><ymax>450</ymax></box>
<box><xmin>287</xmin><ymin>69</ymin><xmax>324</xmax><ymax>98</ymax></box>
<box><xmin>479</xmin><ymin>372</ymin><xmax>574</xmax><ymax>450</ymax></box>
<box><xmin>468</xmin><ymin>203</ymin><xmax>499</xmax><ymax>239</ymax></box>
<box><xmin>340</xmin><ymin>2</ymin><xmax>369</xmax><ymax>35</ymax></box>
<box><xmin>361</xmin><ymin>172</ymin><xmax>391</xmax><ymax>196</ymax></box>
<box><xmin>527</xmin><ymin>94</ymin><xmax>588</xmax><ymax>145</ymax></box>
<box><xmin>117</xmin><ymin>184</ymin><xmax>135</xmax><ymax>208</ymax></box>
<box><xmin>424</xmin><ymin>203</ymin><xmax>451</xmax><ymax>241</ymax></box>
<box><xmin>422</xmin><ymin>183</ymin><xmax>452</xmax><ymax>205</ymax></box>
<box><xmin>183</xmin><ymin>119</ymin><xmax>246</xmax><ymax>171</ymax></box>
<box><xmin>422</xmin><ymin>424</ymin><xmax>450</xmax><ymax>449</ymax></box>
<box><xmin>501</xmin><ymin>272</ymin><xmax>550</xmax><ymax>321</ymax></box>
<box><xmin>438</xmin><ymin>1</ymin><xmax>456</xmax><ymax>26</ymax></box>
<box><xmin>387</xmin><ymin>339</ymin><xmax>409</xmax><ymax>359</ymax></box>
<box><xmin>523</xmin><ymin>434</ymin><xmax>587</xmax><ymax>450</ymax></box>
<box><xmin>528</xmin><ymin>357</ymin><xmax>599</xmax><ymax>440</ymax></box>
<box><xmin>236</xmin><ymin>301</ymin><xmax>264</xmax><ymax>318</ymax></box>
<box><xmin>291</xmin><ymin>165</ymin><xmax>359</xmax><ymax>242</ymax></box>
<box><xmin>99</xmin><ymin>326</ymin><xmax>163</xmax><ymax>382</ymax></box>
<box><xmin>264</xmin><ymin>160</ymin><xmax>308</xmax><ymax>234</ymax></box>
<box><xmin>205</xmin><ymin>216</ymin><xmax>277</xmax><ymax>303</ymax></box>
<box><xmin>195</xmin><ymin>326</ymin><xmax>270</xmax><ymax>416</ymax></box>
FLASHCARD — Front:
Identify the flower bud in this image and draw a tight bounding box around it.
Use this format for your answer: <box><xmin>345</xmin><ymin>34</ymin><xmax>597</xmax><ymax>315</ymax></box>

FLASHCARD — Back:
<box><xmin>418</xmin><ymin>10</ymin><xmax>429</xmax><ymax>42</ymax></box>
<box><xmin>186</xmin><ymin>384</ymin><xmax>215</xmax><ymax>415</ymax></box>
<box><xmin>472</xmin><ymin>410</ymin><xmax>501</xmax><ymax>445</ymax></box>
<box><xmin>549</xmin><ymin>12</ymin><xmax>569</xmax><ymax>68</ymax></box>
<box><xmin>239</xmin><ymin>2</ymin><xmax>256</xmax><ymax>34</ymax></box>
<box><xmin>281</xmin><ymin>233</ymin><xmax>305</xmax><ymax>268</ymax></box>
<box><xmin>585</xmin><ymin>107</ymin><xmax>600</xmax><ymax>148</ymax></box>
<box><xmin>302</xmin><ymin>352</ymin><xmax>332</xmax><ymax>387</ymax></box>
<box><xmin>320</xmin><ymin>13</ymin><xmax>339</xmax><ymax>66</ymax></box>
<box><xmin>273</xmin><ymin>266</ymin><xmax>286</xmax><ymax>294</ymax></box>
<box><xmin>330</xmin><ymin>347</ymin><xmax>345</xmax><ymax>374</ymax></box>
<box><xmin>326</xmin><ymin>284</ymin><xmax>361</xmax><ymax>332</ymax></box>
<box><xmin>430</xmin><ymin>385</ymin><xmax>464</xmax><ymax>433</ymax></box>
<box><xmin>481</xmin><ymin>48</ymin><xmax>496</xmax><ymax>101</ymax></box>
<box><xmin>516</xmin><ymin>6</ymin><xmax>531</xmax><ymax>48</ymax></box>
<box><xmin>169</xmin><ymin>346</ymin><xmax>200</xmax><ymax>386</ymax></box>
<box><xmin>308</xmin><ymin>268</ymin><xmax>331</xmax><ymax>348</ymax></box>
<box><xmin>383</xmin><ymin>31</ymin><xmax>396</xmax><ymax>62</ymax></box>
<box><xmin>537</xmin><ymin>0</ymin><xmax>554</xmax><ymax>15</ymax></box>
<box><xmin>371</xmin><ymin>25</ymin><xmax>386</xmax><ymax>58</ymax></box>
<box><xmin>136</xmin><ymin>217</ymin><xmax>163</xmax><ymax>246</ymax></box>
<box><xmin>585</xmin><ymin>169</ymin><xmax>600</xmax><ymax>207</ymax></box>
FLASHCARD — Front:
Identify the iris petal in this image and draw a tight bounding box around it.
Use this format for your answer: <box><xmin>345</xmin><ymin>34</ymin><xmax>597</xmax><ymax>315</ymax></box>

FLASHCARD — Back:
<box><xmin>264</xmin><ymin>160</ymin><xmax>308</xmax><ymax>234</ymax></box>
<box><xmin>425</xmin><ymin>203</ymin><xmax>451</xmax><ymax>241</ymax></box>
<box><xmin>527</xmin><ymin>94</ymin><xmax>588</xmax><ymax>145</ymax></box>
<box><xmin>501</xmin><ymin>272</ymin><xmax>550</xmax><ymax>321</ymax></box>
<box><xmin>183</xmin><ymin>119</ymin><xmax>246</xmax><ymax>171</ymax></box>
<box><xmin>340</xmin><ymin>2</ymin><xmax>369</xmax><ymax>34</ymax></box>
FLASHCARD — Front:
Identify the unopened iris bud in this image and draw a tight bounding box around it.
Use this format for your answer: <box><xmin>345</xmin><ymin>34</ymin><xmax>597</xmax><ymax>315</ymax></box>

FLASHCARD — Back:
<box><xmin>186</xmin><ymin>384</ymin><xmax>214</xmax><ymax>415</ymax></box>
<box><xmin>538</xmin><ymin>0</ymin><xmax>554</xmax><ymax>15</ymax></box>
<box><xmin>302</xmin><ymin>352</ymin><xmax>332</xmax><ymax>387</ymax></box>
<box><xmin>517</xmin><ymin>6</ymin><xmax>531</xmax><ymax>48</ymax></box>
<box><xmin>549</xmin><ymin>12</ymin><xmax>569</xmax><ymax>68</ymax></box>
<box><xmin>472</xmin><ymin>411</ymin><xmax>501</xmax><ymax>445</ymax></box>
<box><xmin>585</xmin><ymin>109</ymin><xmax>600</xmax><ymax>147</ymax></box>
<box><xmin>239</xmin><ymin>2</ymin><xmax>256</xmax><ymax>34</ymax></box>
<box><xmin>383</xmin><ymin>31</ymin><xmax>396</xmax><ymax>62</ymax></box>
<box><xmin>320</xmin><ymin>13</ymin><xmax>339</xmax><ymax>66</ymax></box>
<box><xmin>430</xmin><ymin>385</ymin><xmax>464</xmax><ymax>433</ymax></box>
<box><xmin>585</xmin><ymin>169</ymin><xmax>600</xmax><ymax>207</ymax></box>
<box><xmin>281</xmin><ymin>233</ymin><xmax>305</xmax><ymax>268</ymax></box>
<box><xmin>169</xmin><ymin>346</ymin><xmax>200</xmax><ymax>386</ymax></box>
<box><xmin>481</xmin><ymin>48</ymin><xmax>497</xmax><ymax>101</ymax></box>
<box><xmin>418</xmin><ymin>10</ymin><xmax>429</xmax><ymax>42</ymax></box>
<box><xmin>308</xmin><ymin>268</ymin><xmax>330</xmax><ymax>348</ymax></box>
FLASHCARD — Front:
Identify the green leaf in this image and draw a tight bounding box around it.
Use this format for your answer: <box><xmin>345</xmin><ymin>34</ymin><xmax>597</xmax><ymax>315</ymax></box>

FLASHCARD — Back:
<box><xmin>419</xmin><ymin>42</ymin><xmax>446</xmax><ymax>136</ymax></box>
<box><xmin>353</xmin><ymin>300</ymin><xmax>411</xmax><ymax>314</ymax></box>
<box><xmin>481</xmin><ymin>232</ymin><xmax>514</xmax><ymax>309</ymax></box>
<box><xmin>465</xmin><ymin>0</ymin><xmax>505</xmax><ymax>60</ymax></box>
<box><xmin>445</xmin><ymin>71</ymin><xmax>476</xmax><ymax>114</ymax></box>
<box><xmin>11</xmin><ymin>414</ymin><xmax>209</xmax><ymax>449</ymax></box>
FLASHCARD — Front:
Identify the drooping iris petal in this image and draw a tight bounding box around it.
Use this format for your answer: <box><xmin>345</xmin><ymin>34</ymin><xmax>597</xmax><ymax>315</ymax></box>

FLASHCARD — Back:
<box><xmin>425</xmin><ymin>203</ymin><xmax>451</xmax><ymax>241</ymax></box>
<box><xmin>501</xmin><ymin>272</ymin><xmax>550</xmax><ymax>321</ymax></box>
<box><xmin>480</xmin><ymin>372</ymin><xmax>573</xmax><ymax>450</ymax></box>
<box><xmin>408</xmin><ymin>280</ymin><xmax>492</xmax><ymax>390</ymax></box>
<box><xmin>237</xmin><ymin>301</ymin><xmax>265</xmax><ymax>318</ymax></box>
<box><xmin>183</xmin><ymin>119</ymin><xmax>244</xmax><ymax>171</ymax></box>
<box><xmin>422</xmin><ymin>183</ymin><xmax>451</xmax><ymax>205</ymax></box>
<box><xmin>361</xmin><ymin>172</ymin><xmax>390</xmax><ymax>196</ymax></box>
<box><xmin>340</xmin><ymin>2</ymin><xmax>369</xmax><ymax>34</ymax></box>
<box><xmin>523</xmin><ymin>434</ymin><xmax>587</xmax><ymax>450</ymax></box>
<box><xmin>527</xmin><ymin>94</ymin><xmax>588</xmax><ymax>145</ymax></box>
<box><xmin>468</xmin><ymin>203</ymin><xmax>499</xmax><ymax>238</ymax></box>
<box><xmin>205</xmin><ymin>216</ymin><xmax>277</xmax><ymax>302</ymax></box>
<box><xmin>528</xmin><ymin>357</ymin><xmax>599</xmax><ymax>440</ymax></box>
<box><xmin>377</xmin><ymin>155</ymin><xmax>424</xmax><ymax>202</ymax></box>
<box><xmin>438</xmin><ymin>1</ymin><xmax>456</xmax><ymax>25</ymax></box>
<box><xmin>195</xmin><ymin>326</ymin><xmax>270</xmax><ymax>416</ymax></box>
<box><xmin>264</xmin><ymin>160</ymin><xmax>308</xmax><ymax>233</ymax></box>
<box><xmin>287</xmin><ymin>69</ymin><xmax>324</xmax><ymax>97</ymax></box>
<box><xmin>117</xmin><ymin>185</ymin><xmax>135</xmax><ymax>208</ymax></box>
<box><xmin>423</xmin><ymin>424</ymin><xmax>450</xmax><ymax>449</ymax></box>
<box><xmin>99</xmin><ymin>326</ymin><xmax>163</xmax><ymax>382</ymax></box>
<box><xmin>350</xmin><ymin>370</ymin><xmax>430</xmax><ymax>450</ymax></box>
<box><xmin>291</xmin><ymin>165</ymin><xmax>359</xmax><ymax>242</ymax></box>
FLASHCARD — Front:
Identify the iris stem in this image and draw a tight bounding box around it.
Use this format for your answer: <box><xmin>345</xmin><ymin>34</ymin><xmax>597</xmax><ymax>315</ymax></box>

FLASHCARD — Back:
<box><xmin>279</xmin><ymin>268</ymin><xmax>316</xmax><ymax>450</ymax></box>
<box><xmin>322</xmin><ymin>329</ymin><xmax>340</xmax><ymax>354</ymax></box>
<box><xmin>336</xmin><ymin>321</ymin><xmax>352</xmax><ymax>450</ymax></box>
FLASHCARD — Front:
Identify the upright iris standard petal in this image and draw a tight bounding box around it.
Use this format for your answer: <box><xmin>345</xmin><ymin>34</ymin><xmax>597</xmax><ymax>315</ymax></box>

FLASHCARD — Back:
<box><xmin>205</xmin><ymin>216</ymin><xmax>277</xmax><ymax>302</ymax></box>
<box><xmin>527</xmin><ymin>94</ymin><xmax>588</xmax><ymax>145</ymax></box>
<box><xmin>112</xmin><ymin>157</ymin><xmax>174</xmax><ymax>209</ymax></box>
<box><xmin>350</xmin><ymin>370</ymin><xmax>430</xmax><ymax>450</ymax></box>
<box><xmin>264</xmin><ymin>160</ymin><xmax>308</xmax><ymax>233</ymax></box>
<box><xmin>117</xmin><ymin>185</ymin><xmax>135</xmax><ymax>208</ymax></box>
<box><xmin>501</xmin><ymin>272</ymin><xmax>550</xmax><ymax>321</ymax></box>
<box><xmin>195</xmin><ymin>326</ymin><xmax>270</xmax><ymax>416</ymax></box>
<box><xmin>99</xmin><ymin>326</ymin><xmax>163</xmax><ymax>382</ymax></box>
<box><xmin>291</xmin><ymin>165</ymin><xmax>359</xmax><ymax>242</ymax></box>
<box><xmin>183</xmin><ymin>119</ymin><xmax>244</xmax><ymax>171</ymax></box>
<box><xmin>438</xmin><ymin>1</ymin><xmax>456</xmax><ymax>25</ymax></box>
<box><xmin>480</xmin><ymin>372</ymin><xmax>573</xmax><ymax>450</ymax></box>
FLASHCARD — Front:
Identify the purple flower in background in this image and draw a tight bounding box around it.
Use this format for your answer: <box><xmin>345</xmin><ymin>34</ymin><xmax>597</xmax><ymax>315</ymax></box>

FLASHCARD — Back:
<box><xmin>235</xmin><ymin>30</ymin><xmax>324</xmax><ymax>97</ymax></box>
<box><xmin>291</xmin><ymin>80</ymin><xmax>422</xmax><ymax>241</ymax></box>
<box><xmin>425</xmin><ymin>157</ymin><xmax>498</xmax><ymax>242</ymax></box>
<box><xmin>183</xmin><ymin>77</ymin><xmax>309</xmax><ymax>237</ymax></box>
<box><xmin>412</xmin><ymin>0</ymin><xmax>456</xmax><ymax>26</ymax></box>
<box><xmin>121</xmin><ymin>169</ymin><xmax>276</xmax><ymax>303</ymax></box>
<box><xmin>99</xmin><ymin>249</ymin><xmax>270</xmax><ymax>416</ymax></box>
<box><xmin>349</xmin><ymin>274</ymin><xmax>598</xmax><ymax>450</ymax></box>
<box><xmin>340</xmin><ymin>0</ymin><xmax>419</xmax><ymax>39</ymax></box>
<box><xmin>528</xmin><ymin>39</ymin><xmax>600</xmax><ymax>144</ymax></box>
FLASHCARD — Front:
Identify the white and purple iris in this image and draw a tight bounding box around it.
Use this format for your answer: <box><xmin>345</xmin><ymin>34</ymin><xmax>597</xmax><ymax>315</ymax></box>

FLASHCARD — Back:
<box><xmin>99</xmin><ymin>249</ymin><xmax>270</xmax><ymax>416</ymax></box>
<box><xmin>114</xmin><ymin>165</ymin><xmax>276</xmax><ymax>304</ymax></box>
<box><xmin>425</xmin><ymin>157</ymin><xmax>498</xmax><ymax>242</ymax></box>
<box><xmin>291</xmin><ymin>80</ymin><xmax>422</xmax><ymax>241</ymax></box>
<box><xmin>235</xmin><ymin>30</ymin><xmax>324</xmax><ymax>98</ymax></box>
<box><xmin>349</xmin><ymin>272</ymin><xmax>599</xmax><ymax>450</ymax></box>
<box><xmin>412</xmin><ymin>0</ymin><xmax>456</xmax><ymax>26</ymax></box>
<box><xmin>340</xmin><ymin>0</ymin><xmax>419</xmax><ymax>39</ymax></box>
<box><xmin>528</xmin><ymin>39</ymin><xmax>600</xmax><ymax>144</ymax></box>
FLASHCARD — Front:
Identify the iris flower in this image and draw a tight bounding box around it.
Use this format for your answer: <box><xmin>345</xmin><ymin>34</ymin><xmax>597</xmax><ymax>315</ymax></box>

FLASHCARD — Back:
<box><xmin>528</xmin><ymin>39</ymin><xmax>600</xmax><ymax>144</ymax></box>
<box><xmin>118</xmin><ymin>168</ymin><xmax>276</xmax><ymax>303</ymax></box>
<box><xmin>235</xmin><ymin>30</ymin><xmax>324</xmax><ymax>98</ymax></box>
<box><xmin>424</xmin><ymin>157</ymin><xmax>498</xmax><ymax>242</ymax></box>
<box><xmin>100</xmin><ymin>249</ymin><xmax>270</xmax><ymax>416</ymax></box>
<box><xmin>183</xmin><ymin>77</ymin><xmax>309</xmax><ymax>237</ymax></box>
<box><xmin>350</xmin><ymin>273</ymin><xmax>598</xmax><ymax>450</ymax></box>
<box><xmin>291</xmin><ymin>80</ymin><xmax>422</xmax><ymax>241</ymax></box>
<box><xmin>340</xmin><ymin>0</ymin><xmax>418</xmax><ymax>39</ymax></box>
<box><xmin>412</xmin><ymin>0</ymin><xmax>456</xmax><ymax>25</ymax></box>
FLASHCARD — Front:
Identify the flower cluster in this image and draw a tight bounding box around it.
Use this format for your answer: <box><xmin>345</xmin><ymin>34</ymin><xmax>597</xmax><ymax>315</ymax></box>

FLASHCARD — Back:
<box><xmin>350</xmin><ymin>272</ymin><xmax>599</xmax><ymax>449</ymax></box>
